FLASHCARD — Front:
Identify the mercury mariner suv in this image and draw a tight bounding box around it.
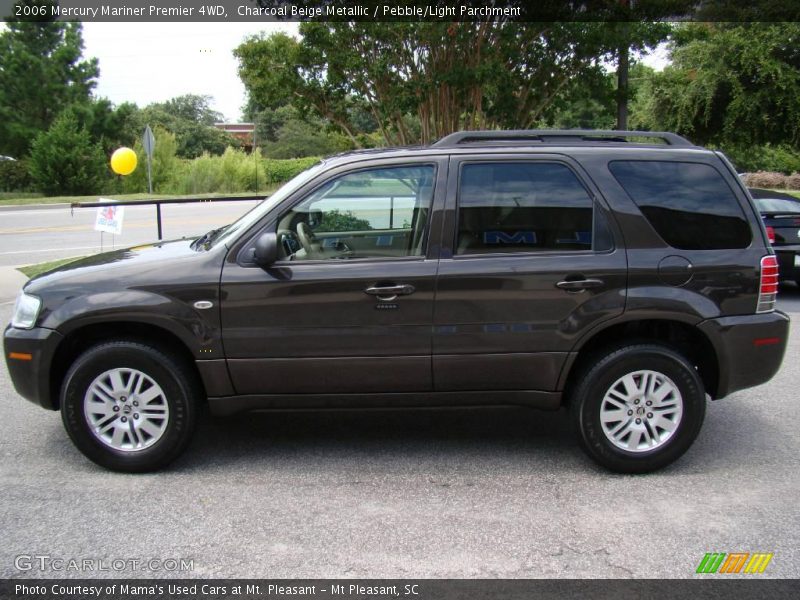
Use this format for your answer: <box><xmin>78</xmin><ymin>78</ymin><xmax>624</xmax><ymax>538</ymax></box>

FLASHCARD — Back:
<box><xmin>4</xmin><ymin>130</ymin><xmax>789</xmax><ymax>473</ymax></box>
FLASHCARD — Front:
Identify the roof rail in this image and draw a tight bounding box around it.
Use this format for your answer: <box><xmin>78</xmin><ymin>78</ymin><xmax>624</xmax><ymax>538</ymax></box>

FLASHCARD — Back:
<box><xmin>431</xmin><ymin>129</ymin><xmax>694</xmax><ymax>148</ymax></box>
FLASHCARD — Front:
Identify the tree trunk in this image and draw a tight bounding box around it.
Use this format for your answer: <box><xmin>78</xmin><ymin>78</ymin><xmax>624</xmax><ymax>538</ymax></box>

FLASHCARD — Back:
<box><xmin>616</xmin><ymin>22</ymin><xmax>630</xmax><ymax>131</ymax></box>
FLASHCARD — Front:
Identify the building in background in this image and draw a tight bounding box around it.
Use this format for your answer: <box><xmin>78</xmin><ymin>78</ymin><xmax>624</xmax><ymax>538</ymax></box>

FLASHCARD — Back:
<box><xmin>214</xmin><ymin>122</ymin><xmax>255</xmax><ymax>152</ymax></box>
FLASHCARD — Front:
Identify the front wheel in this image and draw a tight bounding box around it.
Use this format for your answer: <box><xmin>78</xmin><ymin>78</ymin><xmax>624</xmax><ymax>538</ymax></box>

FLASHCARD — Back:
<box><xmin>60</xmin><ymin>341</ymin><xmax>198</xmax><ymax>472</ymax></box>
<box><xmin>570</xmin><ymin>344</ymin><xmax>706</xmax><ymax>473</ymax></box>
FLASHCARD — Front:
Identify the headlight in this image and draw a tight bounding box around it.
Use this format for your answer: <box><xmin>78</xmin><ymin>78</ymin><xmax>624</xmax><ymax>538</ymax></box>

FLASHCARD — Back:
<box><xmin>11</xmin><ymin>292</ymin><xmax>42</xmax><ymax>329</ymax></box>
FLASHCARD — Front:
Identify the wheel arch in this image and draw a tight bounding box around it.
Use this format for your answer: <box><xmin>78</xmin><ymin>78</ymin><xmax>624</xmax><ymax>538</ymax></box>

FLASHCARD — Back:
<box><xmin>49</xmin><ymin>321</ymin><xmax>205</xmax><ymax>410</ymax></box>
<box><xmin>560</xmin><ymin>318</ymin><xmax>720</xmax><ymax>403</ymax></box>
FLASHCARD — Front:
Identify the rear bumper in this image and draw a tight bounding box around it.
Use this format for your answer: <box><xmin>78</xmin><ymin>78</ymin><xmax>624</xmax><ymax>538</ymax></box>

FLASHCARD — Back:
<box><xmin>3</xmin><ymin>325</ymin><xmax>63</xmax><ymax>410</ymax></box>
<box><xmin>698</xmin><ymin>311</ymin><xmax>790</xmax><ymax>399</ymax></box>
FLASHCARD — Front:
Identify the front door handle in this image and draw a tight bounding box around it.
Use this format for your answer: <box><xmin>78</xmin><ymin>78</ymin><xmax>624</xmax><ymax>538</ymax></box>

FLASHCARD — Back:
<box><xmin>364</xmin><ymin>283</ymin><xmax>416</xmax><ymax>301</ymax></box>
<box><xmin>555</xmin><ymin>278</ymin><xmax>605</xmax><ymax>292</ymax></box>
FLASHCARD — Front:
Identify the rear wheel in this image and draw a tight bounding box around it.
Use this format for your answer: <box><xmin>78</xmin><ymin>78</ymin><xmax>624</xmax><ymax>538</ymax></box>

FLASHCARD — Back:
<box><xmin>570</xmin><ymin>344</ymin><xmax>706</xmax><ymax>473</ymax></box>
<box><xmin>60</xmin><ymin>341</ymin><xmax>198</xmax><ymax>472</ymax></box>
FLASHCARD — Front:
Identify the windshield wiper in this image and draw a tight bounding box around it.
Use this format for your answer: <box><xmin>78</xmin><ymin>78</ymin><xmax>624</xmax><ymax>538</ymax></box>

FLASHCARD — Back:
<box><xmin>192</xmin><ymin>225</ymin><xmax>228</xmax><ymax>250</ymax></box>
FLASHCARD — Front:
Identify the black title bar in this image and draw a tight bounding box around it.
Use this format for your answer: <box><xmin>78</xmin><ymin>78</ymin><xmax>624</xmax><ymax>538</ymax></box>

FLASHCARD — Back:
<box><xmin>1</xmin><ymin>0</ymin><xmax>799</xmax><ymax>22</ymax></box>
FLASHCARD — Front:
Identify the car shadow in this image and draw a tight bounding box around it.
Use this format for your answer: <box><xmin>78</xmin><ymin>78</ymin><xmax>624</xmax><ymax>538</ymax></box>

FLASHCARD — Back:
<box><xmin>37</xmin><ymin>398</ymin><xmax>771</xmax><ymax>478</ymax></box>
<box><xmin>171</xmin><ymin>405</ymin><xmax>588</xmax><ymax>475</ymax></box>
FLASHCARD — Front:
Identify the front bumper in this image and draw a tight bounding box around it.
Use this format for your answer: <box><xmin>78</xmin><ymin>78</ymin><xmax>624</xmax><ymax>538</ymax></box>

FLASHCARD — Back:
<box><xmin>698</xmin><ymin>310</ymin><xmax>790</xmax><ymax>399</ymax></box>
<box><xmin>3</xmin><ymin>324</ymin><xmax>63</xmax><ymax>410</ymax></box>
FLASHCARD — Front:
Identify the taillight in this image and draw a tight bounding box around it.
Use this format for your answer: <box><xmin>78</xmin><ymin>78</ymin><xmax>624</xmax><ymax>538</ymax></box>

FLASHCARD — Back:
<box><xmin>757</xmin><ymin>255</ymin><xmax>779</xmax><ymax>313</ymax></box>
<box><xmin>766</xmin><ymin>226</ymin><xmax>776</xmax><ymax>244</ymax></box>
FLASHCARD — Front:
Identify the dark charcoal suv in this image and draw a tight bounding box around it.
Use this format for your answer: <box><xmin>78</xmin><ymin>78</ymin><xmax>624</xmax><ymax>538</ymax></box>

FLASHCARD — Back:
<box><xmin>4</xmin><ymin>130</ymin><xmax>790</xmax><ymax>473</ymax></box>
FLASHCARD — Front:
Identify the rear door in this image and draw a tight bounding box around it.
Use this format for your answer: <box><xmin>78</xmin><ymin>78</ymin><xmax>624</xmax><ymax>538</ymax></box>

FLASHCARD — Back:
<box><xmin>433</xmin><ymin>154</ymin><xmax>627</xmax><ymax>392</ymax></box>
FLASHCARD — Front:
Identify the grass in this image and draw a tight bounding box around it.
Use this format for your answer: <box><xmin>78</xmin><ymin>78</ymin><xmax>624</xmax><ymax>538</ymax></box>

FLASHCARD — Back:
<box><xmin>0</xmin><ymin>188</ymin><xmax>279</xmax><ymax>207</ymax></box>
<box><xmin>770</xmin><ymin>189</ymin><xmax>800</xmax><ymax>199</ymax></box>
<box><xmin>18</xmin><ymin>256</ymin><xmax>87</xmax><ymax>279</ymax></box>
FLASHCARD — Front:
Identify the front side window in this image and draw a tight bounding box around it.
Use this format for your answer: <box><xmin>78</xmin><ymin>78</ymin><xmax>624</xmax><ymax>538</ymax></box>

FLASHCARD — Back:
<box><xmin>276</xmin><ymin>165</ymin><xmax>435</xmax><ymax>261</ymax></box>
<box><xmin>457</xmin><ymin>162</ymin><xmax>594</xmax><ymax>255</ymax></box>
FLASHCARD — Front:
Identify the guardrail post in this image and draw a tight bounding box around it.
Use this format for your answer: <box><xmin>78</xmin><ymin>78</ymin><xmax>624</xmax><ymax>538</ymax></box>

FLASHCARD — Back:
<box><xmin>69</xmin><ymin>195</ymin><xmax>265</xmax><ymax>245</ymax></box>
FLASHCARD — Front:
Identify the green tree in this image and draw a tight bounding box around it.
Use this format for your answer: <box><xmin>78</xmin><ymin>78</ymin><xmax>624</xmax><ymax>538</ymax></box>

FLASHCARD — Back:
<box><xmin>62</xmin><ymin>99</ymin><xmax>140</xmax><ymax>154</ymax></box>
<box><xmin>257</xmin><ymin>106</ymin><xmax>350</xmax><ymax>158</ymax></box>
<box><xmin>318</xmin><ymin>209</ymin><xmax>372</xmax><ymax>233</ymax></box>
<box><xmin>236</xmin><ymin>33</ymin><xmax>299</xmax><ymax>114</ymax></box>
<box><xmin>0</xmin><ymin>0</ymin><xmax>99</xmax><ymax>157</ymax></box>
<box><xmin>631</xmin><ymin>23</ymin><xmax>800</xmax><ymax>146</ymax></box>
<box><xmin>159</xmin><ymin>94</ymin><xmax>222</xmax><ymax>126</ymax></box>
<box><xmin>236</xmin><ymin>22</ymin><xmax>670</xmax><ymax>146</ymax></box>
<box><xmin>139</xmin><ymin>94</ymin><xmax>238</xmax><ymax>158</ymax></box>
<box><xmin>28</xmin><ymin>111</ymin><xmax>107</xmax><ymax>195</ymax></box>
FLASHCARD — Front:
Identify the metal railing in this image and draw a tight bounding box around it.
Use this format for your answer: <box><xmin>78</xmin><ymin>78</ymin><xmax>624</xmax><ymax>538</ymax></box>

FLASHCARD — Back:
<box><xmin>70</xmin><ymin>195</ymin><xmax>265</xmax><ymax>240</ymax></box>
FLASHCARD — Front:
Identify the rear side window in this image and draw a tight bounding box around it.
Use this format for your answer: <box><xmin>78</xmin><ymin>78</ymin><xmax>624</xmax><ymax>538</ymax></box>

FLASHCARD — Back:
<box><xmin>457</xmin><ymin>162</ymin><xmax>594</xmax><ymax>255</ymax></box>
<box><xmin>609</xmin><ymin>161</ymin><xmax>751</xmax><ymax>250</ymax></box>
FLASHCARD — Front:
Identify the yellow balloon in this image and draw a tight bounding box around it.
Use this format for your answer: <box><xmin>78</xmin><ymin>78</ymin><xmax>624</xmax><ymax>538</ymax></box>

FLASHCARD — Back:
<box><xmin>110</xmin><ymin>147</ymin><xmax>137</xmax><ymax>176</ymax></box>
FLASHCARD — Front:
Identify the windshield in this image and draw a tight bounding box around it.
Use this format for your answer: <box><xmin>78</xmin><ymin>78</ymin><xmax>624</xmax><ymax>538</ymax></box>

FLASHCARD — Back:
<box><xmin>757</xmin><ymin>198</ymin><xmax>800</xmax><ymax>214</ymax></box>
<box><xmin>209</xmin><ymin>160</ymin><xmax>328</xmax><ymax>248</ymax></box>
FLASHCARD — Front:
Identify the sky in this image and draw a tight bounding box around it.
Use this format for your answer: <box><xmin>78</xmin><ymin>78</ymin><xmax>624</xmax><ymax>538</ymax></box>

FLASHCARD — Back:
<box><xmin>81</xmin><ymin>22</ymin><xmax>299</xmax><ymax>122</ymax></box>
<box><xmin>8</xmin><ymin>21</ymin><xmax>669</xmax><ymax>123</ymax></box>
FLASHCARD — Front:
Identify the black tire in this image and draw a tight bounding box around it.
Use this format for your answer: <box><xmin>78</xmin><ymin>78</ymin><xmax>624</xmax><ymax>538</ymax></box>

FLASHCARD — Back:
<box><xmin>60</xmin><ymin>341</ymin><xmax>198</xmax><ymax>472</ymax></box>
<box><xmin>570</xmin><ymin>344</ymin><xmax>706</xmax><ymax>474</ymax></box>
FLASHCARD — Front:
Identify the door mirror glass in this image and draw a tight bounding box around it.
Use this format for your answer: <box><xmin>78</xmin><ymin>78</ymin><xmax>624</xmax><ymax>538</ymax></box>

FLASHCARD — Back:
<box><xmin>254</xmin><ymin>232</ymin><xmax>279</xmax><ymax>266</ymax></box>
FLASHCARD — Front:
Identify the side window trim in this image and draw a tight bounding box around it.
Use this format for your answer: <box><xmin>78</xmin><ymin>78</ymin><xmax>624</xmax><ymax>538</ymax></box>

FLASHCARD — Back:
<box><xmin>452</xmin><ymin>158</ymin><xmax>601</xmax><ymax>258</ymax></box>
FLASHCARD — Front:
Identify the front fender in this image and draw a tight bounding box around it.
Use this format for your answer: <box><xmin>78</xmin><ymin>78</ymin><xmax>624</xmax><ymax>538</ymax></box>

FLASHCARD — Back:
<box><xmin>40</xmin><ymin>289</ymin><xmax>221</xmax><ymax>356</ymax></box>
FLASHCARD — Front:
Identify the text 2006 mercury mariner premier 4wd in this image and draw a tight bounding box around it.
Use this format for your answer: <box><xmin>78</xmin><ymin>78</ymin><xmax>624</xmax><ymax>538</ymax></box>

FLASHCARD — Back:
<box><xmin>4</xmin><ymin>130</ymin><xmax>789</xmax><ymax>472</ymax></box>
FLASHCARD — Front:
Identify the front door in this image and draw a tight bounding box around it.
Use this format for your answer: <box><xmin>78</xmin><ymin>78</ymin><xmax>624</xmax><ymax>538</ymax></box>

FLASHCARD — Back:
<box><xmin>220</xmin><ymin>160</ymin><xmax>446</xmax><ymax>395</ymax></box>
<box><xmin>433</xmin><ymin>155</ymin><xmax>627</xmax><ymax>391</ymax></box>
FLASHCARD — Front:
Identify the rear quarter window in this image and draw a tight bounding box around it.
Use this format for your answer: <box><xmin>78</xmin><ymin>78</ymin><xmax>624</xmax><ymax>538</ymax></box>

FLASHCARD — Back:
<box><xmin>609</xmin><ymin>160</ymin><xmax>752</xmax><ymax>250</ymax></box>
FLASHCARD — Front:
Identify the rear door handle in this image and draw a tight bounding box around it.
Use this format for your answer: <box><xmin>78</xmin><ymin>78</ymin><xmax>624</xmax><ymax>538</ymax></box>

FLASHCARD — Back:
<box><xmin>364</xmin><ymin>283</ymin><xmax>416</xmax><ymax>300</ymax></box>
<box><xmin>555</xmin><ymin>278</ymin><xmax>605</xmax><ymax>292</ymax></box>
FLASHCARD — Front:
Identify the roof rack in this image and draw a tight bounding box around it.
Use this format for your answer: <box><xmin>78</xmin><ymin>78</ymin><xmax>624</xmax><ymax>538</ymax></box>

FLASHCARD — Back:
<box><xmin>431</xmin><ymin>129</ymin><xmax>694</xmax><ymax>148</ymax></box>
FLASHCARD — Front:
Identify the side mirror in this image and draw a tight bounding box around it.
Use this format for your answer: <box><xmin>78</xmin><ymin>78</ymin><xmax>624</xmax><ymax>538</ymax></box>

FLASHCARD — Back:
<box><xmin>308</xmin><ymin>210</ymin><xmax>323</xmax><ymax>228</ymax></box>
<box><xmin>254</xmin><ymin>232</ymin><xmax>279</xmax><ymax>267</ymax></box>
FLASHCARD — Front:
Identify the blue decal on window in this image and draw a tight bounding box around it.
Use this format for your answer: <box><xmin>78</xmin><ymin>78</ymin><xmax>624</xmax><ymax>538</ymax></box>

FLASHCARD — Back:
<box><xmin>484</xmin><ymin>231</ymin><xmax>537</xmax><ymax>245</ymax></box>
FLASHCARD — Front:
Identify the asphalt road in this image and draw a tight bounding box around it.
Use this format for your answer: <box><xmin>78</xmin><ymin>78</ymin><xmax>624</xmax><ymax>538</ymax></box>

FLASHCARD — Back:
<box><xmin>0</xmin><ymin>201</ymin><xmax>261</xmax><ymax>267</ymax></box>
<box><xmin>0</xmin><ymin>291</ymin><xmax>799</xmax><ymax>579</ymax></box>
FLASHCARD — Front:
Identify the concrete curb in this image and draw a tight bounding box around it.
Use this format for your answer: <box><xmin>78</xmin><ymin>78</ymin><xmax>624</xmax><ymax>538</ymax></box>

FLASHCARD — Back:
<box><xmin>0</xmin><ymin>203</ymin><xmax>70</xmax><ymax>212</ymax></box>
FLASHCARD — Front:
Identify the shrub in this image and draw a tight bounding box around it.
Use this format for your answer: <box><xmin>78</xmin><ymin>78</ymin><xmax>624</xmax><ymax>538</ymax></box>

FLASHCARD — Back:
<box><xmin>743</xmin><ymin>171</ymin><xmax>788</xmax><ymax>189</ymax></box>
<box><xmin>172</xmin><ymin>152</ymin><xmax>320</xmax><ymax>194</ymax></box>
<box><xmin>785</xmin><ymin>173</ymin><xmax>800</xmax><ymax>191</ymax></box>
<box><xmin>263</xmin><ymin>156</ymin><xmax>320</xmax><ymax>184</ymax></box>
<box><xmin>28</xmin><ymin>112</ymin><xmax>108</xmax><ymax>196</ymax></box>
<box><xmin>0</xmin><ymin>159</ymin><xmax>33</xmax><ymax>192</ymax></box>
<box><xmin>175</xmin><ymin>147</ymin><xmax>265</xmax><ymax>194</ymax></box>
<box><xmin>722</xmin><ymin>144</ymin><xmax>800</xmax><ymax>175</ymax></box>
<box><xmin>118</xmin><ymin>127</ymin><xmax>180</xmax><ymax>194</ymax></box>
